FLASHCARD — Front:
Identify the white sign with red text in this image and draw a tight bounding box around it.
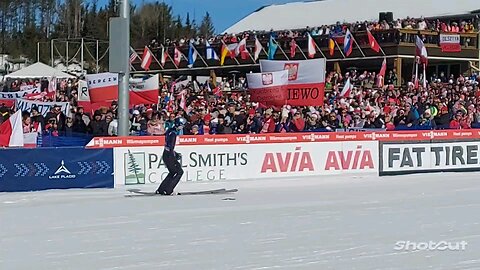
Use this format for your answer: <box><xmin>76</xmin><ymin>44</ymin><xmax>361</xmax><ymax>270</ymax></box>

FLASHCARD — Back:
<box><xmin>113</xmin><ymin>141</ymin><xmax>378</xmax><ymax>187</ymax></box>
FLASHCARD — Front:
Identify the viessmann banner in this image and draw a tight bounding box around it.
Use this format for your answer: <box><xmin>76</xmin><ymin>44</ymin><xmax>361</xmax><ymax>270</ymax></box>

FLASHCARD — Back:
<box><xmin>380</xmin><ymin>141</ymin><xmax>480</xmax><ymax>175</ymax></box>
<box><xmin>113</xmin><ymin>141</ymin><xmax>378</xmax><ymax>186</ymax></box>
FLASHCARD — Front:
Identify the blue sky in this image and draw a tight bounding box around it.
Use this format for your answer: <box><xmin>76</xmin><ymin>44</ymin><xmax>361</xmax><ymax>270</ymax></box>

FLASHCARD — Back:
<box><xmin>100</xmin><ymin>0</ymin><xmax>298</xmax><ymax>33</ymax></box>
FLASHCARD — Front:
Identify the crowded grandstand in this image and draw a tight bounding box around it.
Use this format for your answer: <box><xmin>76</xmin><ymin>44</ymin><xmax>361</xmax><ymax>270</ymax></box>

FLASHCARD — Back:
<box><xmin>0</xmin><ymin>0</ymin><xmax>479</xmax><ymax>147</ymax></box>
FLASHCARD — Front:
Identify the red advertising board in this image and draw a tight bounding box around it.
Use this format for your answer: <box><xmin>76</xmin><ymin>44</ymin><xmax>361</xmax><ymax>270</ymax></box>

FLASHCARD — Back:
<box><xmin>86</xmin><ymin>130</ymin><xmax>480</xmax><ymax>149</ymax></box>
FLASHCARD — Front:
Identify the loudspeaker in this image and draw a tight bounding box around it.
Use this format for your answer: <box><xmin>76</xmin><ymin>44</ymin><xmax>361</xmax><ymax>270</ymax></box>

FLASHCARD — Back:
<box><xmin>379</xmin><ymin>12</ymin><xmax>394</xmax><ymax>23</ymax></box>
<box><xmin>385</xmin><ymin>12</ymin><xmax>394</xmax><ymax>23</ymax></box>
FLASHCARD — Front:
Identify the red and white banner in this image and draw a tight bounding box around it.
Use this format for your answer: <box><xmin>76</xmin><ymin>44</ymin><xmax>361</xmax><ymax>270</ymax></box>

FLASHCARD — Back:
<box><xmin>440</xmin><ymin>34</ymin><xmax>461</xmax><ymax>52</ymax></box>
<box><xmin>129</xmin><ymin>74</ymin><xmax>159</xmax><ymax>105</ymax></box>
<box><xmin>247</xmin><ymin>70</ymin><xmax>289</xmax><ymax>105</ymax></box>
<box><xmin>260</xmin><ymin>58</ymin><xmax>326</xmax><ymax>106</ymax></box>
<box><xmin>86</xmin><ymin>72</ymin><xmax>119</xmax><ymax>102</ymax></box>
<box><xmin>87</xmin><ymin>130</ymin><xmax>480</xmax><ymax>149</ymax></box>
<box><xmin>0</xmin><ymin>87</ymin><xmax>41</xmax><ymax>100</ymax></box>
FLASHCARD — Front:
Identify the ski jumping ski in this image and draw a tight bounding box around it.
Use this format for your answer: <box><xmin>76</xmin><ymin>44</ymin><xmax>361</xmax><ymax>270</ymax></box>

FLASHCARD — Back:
<box><xmin>125</xmin><ymin>188</ymin><xmax>238</xmax><ymax>197</ymax></box>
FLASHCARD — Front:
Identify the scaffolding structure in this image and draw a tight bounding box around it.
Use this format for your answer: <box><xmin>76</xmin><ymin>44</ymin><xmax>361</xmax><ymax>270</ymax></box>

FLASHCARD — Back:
<box><xmin>37</xmin><ymin>38</ymin><xmax>109</xmax><ymax>74</ymax></box>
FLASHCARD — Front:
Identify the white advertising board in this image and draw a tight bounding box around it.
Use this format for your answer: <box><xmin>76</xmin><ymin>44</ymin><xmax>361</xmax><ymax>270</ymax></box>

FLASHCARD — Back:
<box><xmin>114</xmin><ymin>141</ymin><xmax>378</xmax><ymax>187</ymax></box>
<box><xmin>381</xmin><ymin>141</ymin><xmax>480</xmax><ymax>174</ymax></box>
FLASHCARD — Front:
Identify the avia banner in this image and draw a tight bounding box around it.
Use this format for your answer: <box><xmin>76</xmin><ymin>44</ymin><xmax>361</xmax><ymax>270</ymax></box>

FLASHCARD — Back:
<box><xmin>247</xmin><ymin>70</ymin><xmax>288</xmax><ymax>105</ymax></box>
<box><xmin>380</xmin><ymin>141</ymin><xmax>480</xmax><ymax>175</ymax></box>
<box><xmin>260</xmin><ymin>58</ymin><xmax>326</xmax><ymax>106</ymax></box>
<box><xmin>439</xmin><ymin>34</ymin><xmax>461</xmax><ymax>52</ymax></box>
<box><xmin>113</xmin><ymin>141</ymin><xmax>378</xmax><ymax>187</ymax></box>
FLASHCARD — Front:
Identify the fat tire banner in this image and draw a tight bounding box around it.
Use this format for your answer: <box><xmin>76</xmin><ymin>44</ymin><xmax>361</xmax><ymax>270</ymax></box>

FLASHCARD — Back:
<box><xmin>0</xmin><ymin>147</ymin><xmax>114</xmax><ymax>192</ymax></box>
<box><xmin>259</xmin><ymin>58</ymin><xmax>326</xmax><ymax>106</ymax></box>
<box><xmin>380</xmin><ymin>141</ymin><xmax>480</xmax><ymax>175</ymax></box>
<box><xmin>113</xmin><ymin>141</ymin><xmax>378</xmax><ymax>187</ymax></box>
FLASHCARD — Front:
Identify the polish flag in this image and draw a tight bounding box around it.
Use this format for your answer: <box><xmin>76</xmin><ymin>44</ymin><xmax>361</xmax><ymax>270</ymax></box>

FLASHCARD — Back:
<box><xmin>141</xmin><ymin>46</ymin><xmax>153</xmax><ymax>70</ymax></box>
<box><xmin>174</xmin><ymin>47</ymin><xmax>183</xmax><ymax>66</ymax></box>
<box><xmin>339</xmin><ymin>78</ymin><xmax>352</xmax><ymax>97</ymax></box>
<box><xmin>86</xmin><ymin>72</ymin><xmax>119</xmax><ymax>103</ymax></box>
<box><xmin>0</xmin><ymin>110</ymin><xmax>24</xmax><ymax>147</ymax></box>
<box><xmin>307</xmin><ymin>34</ymin><xmax>316</xmax><ymax>58</ymax></box>
<box><xmin>129</xmin><ymin>74</ymin><xmax>160</xmax><ymax>105</ymax></box>
<box><xmin>254</xmin><ymin>37</ymin><xmax>263</xmax><ymax>61</ymax></box>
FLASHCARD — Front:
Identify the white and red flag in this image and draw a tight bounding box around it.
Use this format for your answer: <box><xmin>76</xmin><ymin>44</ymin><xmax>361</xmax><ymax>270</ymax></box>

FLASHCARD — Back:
<box><xmin>339</xmin><ymin>78</ymin><xmax>352</xmax><ymax>97</ymax></box>
<box><xmin>415</xmin><ymin>36</ymin><xmax>428</xmax><ymax>66</ymax></box>
<box><xmin>260</xmin><ymin>58</ymin><xmax>326</xmax><ymax>106</ymax></box>
<box><xmin>307</xmin><ymin>34</ymin><xmax>316</xmax><ymax>58</ymax></box>
<box><xmin>247</xmin><ymin>70</ymin><xmax>289</xmax><ymax>106</ymax></box>
<box><xmin>254</xmin><ymin>37</ymin><xmax>263</xmax><ymax>61</ymax></box>
<box><xmin>86</xmin><ymin>72</ymin><xmax>119</xmax><ymax>102</ymax></box>
<box><xmin>0</xmin><ymin>110</ymin><xmax>24</xmax><ymax>147</ymax></box>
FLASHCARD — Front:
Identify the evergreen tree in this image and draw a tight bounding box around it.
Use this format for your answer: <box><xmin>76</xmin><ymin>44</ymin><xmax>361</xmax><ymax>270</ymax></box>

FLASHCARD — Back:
<box><xmin>199</xmin><ymin>12</ymin><xmax>215</xmax><ymax>38</ymax></box>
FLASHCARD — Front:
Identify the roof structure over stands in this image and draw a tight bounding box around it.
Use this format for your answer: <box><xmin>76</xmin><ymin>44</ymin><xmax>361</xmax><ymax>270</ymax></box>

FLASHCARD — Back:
<box><xmin>224</xmin><ymin>0</ymin><xmax>480</xmax><ymax>33</ymax></box>
<box><xmin>5</xmin><ymin>62</ymin><xmax>75</xmax><ymax>79</ymax></box>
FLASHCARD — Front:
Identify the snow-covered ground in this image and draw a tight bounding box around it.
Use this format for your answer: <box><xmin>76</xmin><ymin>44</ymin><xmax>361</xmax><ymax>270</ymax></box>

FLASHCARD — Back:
<box><xmin>1</xmin><ymin>173</ymin><xmax>480</xmax><ymax>270</ymax></box>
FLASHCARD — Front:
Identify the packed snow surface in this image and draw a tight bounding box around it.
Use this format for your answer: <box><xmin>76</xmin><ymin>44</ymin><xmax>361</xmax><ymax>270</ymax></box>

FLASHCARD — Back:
<box><xmin>1</xmin><ymin>173</ymin><xmax>480</xmax><ymax>270</ymax></box>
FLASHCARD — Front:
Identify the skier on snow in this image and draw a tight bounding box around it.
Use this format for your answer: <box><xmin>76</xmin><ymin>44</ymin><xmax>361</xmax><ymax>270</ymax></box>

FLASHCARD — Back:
<box><xmin>156</xmin><ymin>117</ymin><xmax>186</xmax><ymax>195</ymax></box>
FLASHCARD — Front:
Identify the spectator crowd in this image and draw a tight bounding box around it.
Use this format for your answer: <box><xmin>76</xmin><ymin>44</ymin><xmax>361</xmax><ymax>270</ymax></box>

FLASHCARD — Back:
<box><xmin>1</xmin><ymin>68</ymin><xmax>479</xmax><ymax>140</ymax></box>
<box><xmin>1</xmin><ymin>14</ymin><xmax>479</xmax><ymax>140</ymax></box>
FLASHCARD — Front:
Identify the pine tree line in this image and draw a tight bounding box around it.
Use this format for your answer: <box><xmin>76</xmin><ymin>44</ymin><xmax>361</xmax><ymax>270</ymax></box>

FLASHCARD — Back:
<box><xmin>0</xmin><ymin>0</ymin><xmax>215</xmax><ymax>61</ymax></box>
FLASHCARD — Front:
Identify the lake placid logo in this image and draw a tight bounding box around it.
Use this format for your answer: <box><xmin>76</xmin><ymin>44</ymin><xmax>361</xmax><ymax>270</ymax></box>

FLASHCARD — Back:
<box><xmin>262</xmin><ymin>73</ymin><xmax>273</xmax><ymax>85</ymax></box>
<box><xmin>284</xmin><ymin>63</ymin><xmax>299</xmax><ymax>81</ymax></box>
<box><xmin>49</xmin><ymin>160</ymin><xmax>76</xmax><ymax>179</ymax></box>
<box><xmin>124</xmin><ymin>150</ymin><xmax>146</xmax><ymax>185</ymax></box>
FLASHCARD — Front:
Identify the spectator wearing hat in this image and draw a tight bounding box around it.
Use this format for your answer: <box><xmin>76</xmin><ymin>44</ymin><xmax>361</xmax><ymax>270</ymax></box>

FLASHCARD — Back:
<box><xmin>73</xmin><ymin>113</ymin><xmax>88</xmax><ymax>134</ymax></box>
<box><xmin>130</xmin><ymin>110</ymin><xmax>147</xmax><ymax>135</ymax></box>
<box><xmin>89</xmin><ymin>110</ymin><xmax>108</xmax><ymax>136</ymax></box>
<box><xmin>45</xmin><ymin>104</ymin><xmax>66</xmax><ymax>134</ymax></box>
<box><xmin>245</xmin><ymin>109</ymin><xmax>261</xmax><ymax>134</ymax></box>
<box><xmin>290</xmin><ymin>111</ymin><xmax>306</xmax><ymax>132</ymax></box>
<box><xmin>261</xmin><ymin>109</ymin><xmax>276</xmax><ymax>133</ymax></box>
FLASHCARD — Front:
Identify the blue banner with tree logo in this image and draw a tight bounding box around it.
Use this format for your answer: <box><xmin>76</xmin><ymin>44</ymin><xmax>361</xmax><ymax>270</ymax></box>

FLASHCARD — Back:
<box><xmin>0</xmin><ymin>147</ymin><xmax>113</xmax><ymax>192</ymax></box>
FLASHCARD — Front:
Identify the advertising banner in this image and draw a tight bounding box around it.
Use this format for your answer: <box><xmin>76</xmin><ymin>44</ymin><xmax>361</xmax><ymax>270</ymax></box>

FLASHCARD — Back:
<box><xmin>260</xmin><ymin>58</ymin><xmax>326</xmax><ymax>106</ymax></box>
<box><xmin>380</xmin><ymin>141</ymin><xmax>480</xmax><ymax>175</ymax></box>
<box><xmin>113</xmin><ymin>141</ymin><xmax>378</xmax><ymax>187</ymax></box>
<box><xmin>0</xmin><ymin>147</ymin><xmax>114</xmax><ymax>192</ymax></box>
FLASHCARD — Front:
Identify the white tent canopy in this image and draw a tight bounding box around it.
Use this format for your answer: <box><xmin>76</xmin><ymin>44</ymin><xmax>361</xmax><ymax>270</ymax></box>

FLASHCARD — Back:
<box><xmin>224</xmin><ymin>0</ymin><xmax>480</xmax><ymax>33</ymax></box>
<box><xmin>4</xmin><ymin>62</ymin><xmax>75</xmax><ymax>79</ymax></box>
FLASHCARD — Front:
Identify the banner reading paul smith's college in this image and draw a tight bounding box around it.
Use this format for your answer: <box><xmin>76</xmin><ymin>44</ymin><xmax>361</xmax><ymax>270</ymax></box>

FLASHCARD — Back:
<box><xmin>247</xmin><ymin>70</ymin><xmax>288</xmax><ymax>105</ymax></box>
<box><xmin>260</xmin><ymin>58</ymin><xmax>326</xmax><ymax>106</ymax></box>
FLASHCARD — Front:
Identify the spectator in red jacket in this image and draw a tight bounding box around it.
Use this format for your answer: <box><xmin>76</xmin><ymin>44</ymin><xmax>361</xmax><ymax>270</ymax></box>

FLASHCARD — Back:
<box><xmin>450</xmin><ymin>111</ymin><xmax>470</xmax><ymax>129</ymax></box>
<box><xmin>261</xmin><ymin>109</ymin><xmax>276</xmax><ymax>133</ymax></box>
<box><xmin>290</xmin><ymin>111</ymin><xmax>305</xmax><ymax>132</ymax></box>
